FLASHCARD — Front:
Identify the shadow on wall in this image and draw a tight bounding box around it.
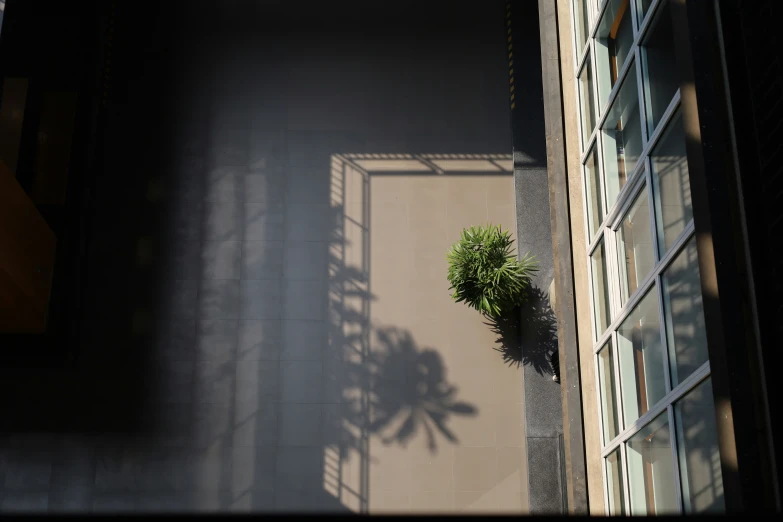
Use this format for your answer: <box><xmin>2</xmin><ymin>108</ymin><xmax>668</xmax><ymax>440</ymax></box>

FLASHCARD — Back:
<box><xmin>487</xmin><ymin>286</ymin><xmax>558</xmax><ymax>379</ymax></box>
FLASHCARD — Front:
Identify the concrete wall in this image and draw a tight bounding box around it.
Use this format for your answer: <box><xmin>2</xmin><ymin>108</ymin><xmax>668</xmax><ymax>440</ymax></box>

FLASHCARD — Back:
<box><xmin>510</xmin><ymin>0</ymin><xmax>566</xmax><ymax>515</ymax></box>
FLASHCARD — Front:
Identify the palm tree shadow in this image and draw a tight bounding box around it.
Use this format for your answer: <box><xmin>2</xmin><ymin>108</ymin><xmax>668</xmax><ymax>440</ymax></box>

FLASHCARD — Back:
<box><xmin>486</xmin><ymin>286</ymin><xmax>559</xmax><ymax>379</ymax></box>
<box><xmin>337</xmin><ymin>327</ymin><xmax>478</xmax><ymax>454</ymax></box>
<box><xmin>369</xmin><ymin>327</ymin><xmax>477</xmax><ymax>452</ymax></box>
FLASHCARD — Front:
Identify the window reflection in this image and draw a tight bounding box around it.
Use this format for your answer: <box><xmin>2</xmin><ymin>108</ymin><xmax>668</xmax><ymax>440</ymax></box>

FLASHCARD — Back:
<box><xmin>575</xmin><ymin>0</ymin><xmax>719</xmax><ymax>515</ymax></box>
<box><xmin>601</xmin><ymin>69</ymin><xmax>643</xmax><ymax>208</ymax></box>
<box><xmin>574</xmin><ymin>0</ymin><xmax>591</xmax><ymax>52</ymax></box>
<box><xmin>637</xmin><ymin>0</ymin><xmax>655</xmax><ymax>28</ymax></box>
<box><xmin>617</xmin><ymin>186</ymin><xmax>654</xmax><ymax>305</ymax></box>
<box><xmin>606</xmin><ymin>448</ymin><xmax>626</xmax><ymax>514</ymax></box>
<box><xmin>579</xmin><ymin>56</ymin><xmax>597</xmax><ymax>148</ymax></box>
<box><xmin>641</xmin><ymin>0</ymin><xmax>678</xmax><ymax>134</ymax></box>
<box><xmin>596</xmin><ymin>0</ymin><xmax>634</xmax><ymax>109</ymax></box>
<box><xmin>662</xmin><ymin>238</ymin><xmax>707</xmax><ymax>386</ymax></box>
<box><xmin>585</xmin><ymin>147</ymin><xmax>603</xmax><ymax>238</ymax></box>
<box><xmin>651</xmin><ymin>113</ymin><xmax>692</xmax><ymax>256</ymax></box>
<box><xmin>675</xmin><ymin>378</ymin><xmax>725</xmax><ymax>513</ymax></box>
<box><xmin>626</xmin><ymin>413</ymin><xmax>678</xmax><ymax>515</ymax></box>
<box><xmin>617</xmin><ymin>288</ymin><xmax>665</xmax><ymax>425</ymax></box>
<box><xmin>598</xmin><ymin>340</ymin><xmax>621</xmax><ymax>441</ymax></box>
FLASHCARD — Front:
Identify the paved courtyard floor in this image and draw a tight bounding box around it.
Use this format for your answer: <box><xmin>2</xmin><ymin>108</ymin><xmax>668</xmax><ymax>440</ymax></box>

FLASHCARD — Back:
<box><xmin>0</xmin><ymin>0</ymin><xmax>526</xmax><ymax>513</ymax></box>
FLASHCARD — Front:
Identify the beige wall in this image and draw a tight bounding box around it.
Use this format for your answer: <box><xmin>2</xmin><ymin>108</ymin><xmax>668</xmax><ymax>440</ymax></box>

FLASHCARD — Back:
<box><xmin>556</xmin><ymin>0</ymin><xmax>605</xmax><ymax>514</ymax></box>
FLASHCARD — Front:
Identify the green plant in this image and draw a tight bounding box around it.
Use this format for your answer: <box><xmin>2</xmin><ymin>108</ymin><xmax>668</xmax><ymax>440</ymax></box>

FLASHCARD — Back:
<box><xmin>446</xmin><ymin>224</ymin><xmax>538</xmax><ymax>318</ymax></box>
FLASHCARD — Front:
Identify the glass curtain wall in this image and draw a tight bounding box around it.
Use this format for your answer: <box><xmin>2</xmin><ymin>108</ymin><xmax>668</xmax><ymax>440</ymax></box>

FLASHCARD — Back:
<box><xmin>570</xmin><ymin>0</ymin><xmax>724</xmax><ymax>514</ymax></box>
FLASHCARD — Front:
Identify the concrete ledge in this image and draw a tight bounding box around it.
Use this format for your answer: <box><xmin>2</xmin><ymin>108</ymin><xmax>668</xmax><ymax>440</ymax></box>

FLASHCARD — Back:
<box><xmin>510</xmin><ymin>0</ymin><xmax>565</xmax><ymax>514</ymax></box>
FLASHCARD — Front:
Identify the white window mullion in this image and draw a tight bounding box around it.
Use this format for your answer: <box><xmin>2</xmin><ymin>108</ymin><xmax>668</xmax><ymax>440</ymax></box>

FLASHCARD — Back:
<box><xmin>633</xmin><ymin>46</ymin><xmax>649</xmax><ymax>147</ymax></box>
<box><xmin>581</xmin><ymin>161</ymin><xmax>595</xmax><ymax>254</ymax></box>
<box><xmin>603</xmin><ymin>362</ymin><xmax>711</xmax><ymax>455</ymax></box>
<box><xmin>594</xmin><ymin>353</ymin><xmax>607</xmax><ymax>448</ymax></box>
<box><xmin>608</xmin><ymin>226</ymin><xmax>623</xmax><ymax>325</ymax></box>
<box><xmin>645</xmin><ymin>162</ymin><xmax>659</xmax><ymax>265</ymax></box>
<box><xmin>601</xmin><ymin>450</ymin><xmax>611</xmax><ymax>514</ymax></box>
<box><xmin>609</xmin><ymin>163</ymin><xmax>647</xmax><ymax>230</ymax></box>
<box><xmin>674</xmin><ymin>397</ymin><xmax>693</xmax><ymax>513</ymax></box>
<box><xmin>640</xmin><ymin>44</ymin><xmax>656</xmax><ymax>136</ymax></box>
<box><xmin>611</xmin><ymin>329</ymin><xmax>624</xmax><ymax>432</ymax></box>
<box><xmin>656</xmin><ymin>272</ymin><xmax>673</xmax><ymax>393</ymax></box>
<box><xmin>592</xmin><ymin>0</ymin><xmax>611</xmax><ymax>40</ymax></box>
<box><xmin>629</xmin><ymin>0</ymin><xmax>641</xmax><ymax>37</ymax></box>
<box><xmin>597</xmin><ymin>129</ymin><xmax>609</xmax><ymax>223</ymax></box>
<box><xmin>636</xmin><ymin>0</ymin><xmax>664</xmax><ymax>41</ymax></box>
<box><xmin>570</xmin><ymin>0</ymin><xmax>580</xmax><ymax>77</ymax></box>
<box><xmin>621</xmin><ymin>441</ymin><xmax>632</xmax><ymax>514</ymax></box>
<box><xmin>668</xmin><ymin>405</ymin><xmax>685</xmax><ymax>514</ymax></box>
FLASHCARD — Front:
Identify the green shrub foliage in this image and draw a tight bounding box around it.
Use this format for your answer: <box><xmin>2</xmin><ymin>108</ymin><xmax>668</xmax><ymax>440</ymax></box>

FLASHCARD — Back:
<box><xmin>446</xmin><ymin>224</ymin><xmax>538</xmax><ymax>318</ymax></box>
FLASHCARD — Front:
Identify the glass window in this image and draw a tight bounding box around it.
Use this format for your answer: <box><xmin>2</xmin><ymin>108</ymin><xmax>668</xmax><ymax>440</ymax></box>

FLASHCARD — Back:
<box><xmin>675</xmin><ymin>378</ymin><xmax>725</xmax><ymax>514</ymax></box>
<box><xmin>641</xmin><ymin>0</ymin><xmax>678</xmax><ymax>134</ymax></box>
<box><xmin>598</xmin><ymin>340</ymin><xmax>621</xmax><ymax>441</ymax></box>
<box><xmin>651</xmin><ymin>112</ymin><xmax>692</xmax><ymax>255</ymax></box>
<box><xmin>606</xmin><ymin>448</ymin><xmax>626</xmax><ymax>515</ymax></box>
<box><xmin>617</xmin><ymin>185</ymin><xmax>654</xmax><ymax>304</ymax></box>
<box><xmin>591</xmin><ymin>240</ymin><xmax>612</xmax><ymax>339</ymax></box>
<box><xmin>579</xmin><ymin>56</ymin><xmax>597</xmax><ymax>148</ymax></box>
<box><xmin>595</xmin><ymin>0</ymin><xmax>634</xmax><ymax>109</ymax></box>
<box><xmin>626</xmin><ymin>412</ymin><xmax>678</xmax><ymax>515</ymax></box>
<box><xmin>574</xmin><ymin>0</ymin><xmax>591</xmax><ymax>53</ymax></box>
<box><xmin>662</xmin><ymin>238</ymin><xmax>708</xmax><ymax>386</ymax></box>
<box><xmin>572</xmin><ymin>0</ymin><xmax>719</xmax><ymax>514</ymax></box>
<box><xmin>585</xmin><ymin>147</ymin><xmax>603</xmax><ymax>239</ymax></box>
<box><xmin>601</xmin><ymin>69</ymin><xmax>643</xmax><ymax>208</ymax></box>
<box><xmin>637</xmin><ymin>0</ymin><xmax>655</xmax><ymax>27</ymax></box>
<box><xmin>617</xmin><ymin>288</ymin><xmax>665</xmax><ymax>425</ymax></box>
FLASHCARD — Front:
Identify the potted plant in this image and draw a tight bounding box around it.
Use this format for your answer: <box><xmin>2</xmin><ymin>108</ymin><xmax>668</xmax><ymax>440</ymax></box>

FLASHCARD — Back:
<box><xmin>446</xmin><ymin>224</ymin><xmax>537</xmax><ymax>319</ymax></box>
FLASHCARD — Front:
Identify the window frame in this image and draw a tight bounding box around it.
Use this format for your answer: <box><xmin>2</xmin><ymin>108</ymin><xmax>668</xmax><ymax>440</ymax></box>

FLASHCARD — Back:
<box><xmin>569</xmin><ymin>0</ymin><xmax>719</xmax><ymax>514</ymax></box>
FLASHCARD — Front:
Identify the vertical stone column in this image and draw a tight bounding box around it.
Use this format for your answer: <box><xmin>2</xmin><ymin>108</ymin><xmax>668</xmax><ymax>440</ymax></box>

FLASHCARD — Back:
<box><xmin>509</xmin><ymin>0</ymin><xmax>566</xmax><ymax>515</ymax></box>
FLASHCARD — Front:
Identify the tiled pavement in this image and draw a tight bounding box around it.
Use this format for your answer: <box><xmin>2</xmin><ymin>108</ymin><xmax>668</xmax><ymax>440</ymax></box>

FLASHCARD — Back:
<box><xmin>0</xmin><ymin>0</ymin><xmax>527</xmax><ymax>514</ymax></box>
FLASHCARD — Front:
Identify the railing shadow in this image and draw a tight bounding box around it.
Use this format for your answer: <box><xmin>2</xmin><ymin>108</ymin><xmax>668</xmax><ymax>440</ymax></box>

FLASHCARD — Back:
<box><xmin>324</xmin><ymin>155</ymin><xmax>480</xmax><ymax>512</ymax></box>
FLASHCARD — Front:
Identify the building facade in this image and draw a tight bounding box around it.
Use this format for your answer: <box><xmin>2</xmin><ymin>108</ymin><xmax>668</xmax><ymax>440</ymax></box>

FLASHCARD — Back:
<box><xmin>0</xmin><ymin>0</ymin><xmax>780</xmax><ymax>515</ymax></box>
<box><xmin>538</xmin><ymin>0</ymin><xmax>782</xmax><ymax>515</ymax></box>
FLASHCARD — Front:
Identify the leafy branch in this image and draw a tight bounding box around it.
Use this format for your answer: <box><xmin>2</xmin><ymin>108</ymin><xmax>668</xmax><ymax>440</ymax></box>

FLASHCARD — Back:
<box><xmin>446</xmin><ymin>224</ymin><xmax>537</xmax><ymax>318</ymax></box>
